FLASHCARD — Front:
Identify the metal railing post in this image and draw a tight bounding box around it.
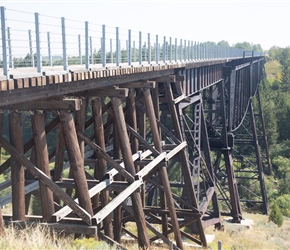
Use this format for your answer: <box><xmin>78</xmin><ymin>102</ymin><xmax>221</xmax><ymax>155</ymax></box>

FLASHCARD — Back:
<box><xmin>148</xmin><ymin>33</ymin><xmax>151</xmax><ymax>64</ymax></box>
<box><xmin>47</xmin><ymin>32</ymin><xmax>52</xmax><ymax>66</ymax></box>
<box><xmin>128</xmin><ymin>29</ymin><xmax>131</xmax><ymax>66</ymax></box>
<box><xmin>90</xmin><ymin>36</ymin><xmax>93</xmax><ymax>64</ymax></box>
<box><xmin>61</xmin><ymin>17</ymin><xmax>68</xmax><ymax>71</ymax></box>
<box><xmin>180</xmin><ymin>39</ymin><xmax>182</xmax><ymax>62</ymax></box>
<box><xmin>85</xmin><ymin>21</ymin><xmax>89</xmax><ymax>69</ymax></box>
<box><xmin>133</xmin><ymin>40</ymin><xmax>136</xmax><ymax>63</ymax></box>
<box><xmin>102</xmin><ymin>24</ymin><xmax>106</xmax><ymax>67</ymax></box>
<box><xmin>7</xmin><ymin>27</ymin><xmax>13</xmax><ymax>68</ymax></box>
<box><xmin>155</xmin><ymin>35</ymin><xmax>158</xmax><ymax>64</ymax></box>
<box><xmin>184</xmin><ymin>39</ymin><xmax>187</xmax><ymax>61</ymax></box>
<box><xmin>78</xmin><ymin>34</ymin><xmax>82</xmax><ymax>65</ymax></box>
<box><xmin>110</xmin><ymin>38</ymin><xmax>113</xmax><ymax>63</ymax></box>
<box><xmin>116</xmin><ymin>27</ymin><xmax>119</xmax><ymax>66</ymax></box>
<box><xmin>34</xmin><ymin>12</ymin><xmax>42</xmax><ymax>73</ymax></box>
<box><xmin>175</xmin><ymin>38</ymin><xmax>177</xmax><ymax>62</ymax></box>
<box><xmin>139</xmin><ymin>31</ymin><xmax>142</xmax><ymax>65</ymax></box>
<box><xmin>169</xmin><ymin>37</ymin><xmax>172</xmax><ymax>63</ymax></box>
<box><xmin>163</xmin><ymin>36</ymin><xmax>166</xmax><ymax>63</ymax></box>
<box><xmin>28</xmin><ymin>30</ymin><xmax>34</xmax><ymax>67</ymax></box>
<box><xmin>0</xmin><ymin>6</ymin><xmax>9</xmax><ymax>78</ymax></box>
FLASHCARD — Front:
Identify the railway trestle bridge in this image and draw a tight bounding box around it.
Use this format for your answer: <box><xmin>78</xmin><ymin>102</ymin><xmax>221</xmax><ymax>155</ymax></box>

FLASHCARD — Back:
<box><xmin>0</xmin><ymin>6</ymin><xmax>271</xmax><ymax>250</ymax></box>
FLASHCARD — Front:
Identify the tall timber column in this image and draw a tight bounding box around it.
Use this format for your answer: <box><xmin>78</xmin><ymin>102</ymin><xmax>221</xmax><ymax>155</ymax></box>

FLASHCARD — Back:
<box><xmin>143</xmin><ymin>88</ymin><xmax>184</xmax><ymax>250</ymax></box>
<box><xmin>31</xmin><ymin>111</ymin><xmax>54</xmax><ymax>222</ymax></box>
<box><xmin>0</xmin><ymin>111</ymin><xmax>4</xmax><ymax>234</ymax></box>
<box><xmin>111</xmin><ymin>97</ymin><xmax>150</xmax><ymax>249</ymax></box>
<box><xmin>59</xmin><ymin>110</ymin><xmax>93</xmax><ymax>217</ymax></box>
<box><xmin>92</xmin><ymin>97</ymin><xmax>113</xmax><ymax>238</ymax></box>
<box><xmin>9</xmin><ymin>111</ymin><xmax>25</xmax><ymax>221</ymax></box>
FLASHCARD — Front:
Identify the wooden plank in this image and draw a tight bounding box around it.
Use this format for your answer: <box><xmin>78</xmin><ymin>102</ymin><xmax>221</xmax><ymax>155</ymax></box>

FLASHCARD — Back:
<box><xmin>0</xmin><ymin>181</ymin><xmax>39</xmax><ymax>206</ymax></box>
<box><xmin>165</xmin><ymin>141</ymin><xmax>187</xmax><ymax>161</ymax></box>
<box><xmin>0</xmin><ymin>80</ymin><xmax>7</xmax><ymax>91</ymax></box>
<box><xmin>92</xmin><ymin>179</ymin><xmax>143</xmax><ymax>225</ymax></box>
<box><xmin>6</xmin><ymin>99</ymin><xmax>82</xmax><ymax>111</ymax></box>
<box><xmin>199</xmin><ymin>187</ymin><xmax>215</xmax><ymax>214</ymax></box>
<box><xmin>136</xmin><ymin>152</ymin><xmax>166</xmax><ymax>178</ymax></box>
<box><xmin>53</xmin><ymin>178</ymin><xmax>111</xmax><ymax>222</ymax></box>
<box><xmin>0</xmin><ymin>135</ymin><xmax>92</xmax><ymax>225</ymax></box>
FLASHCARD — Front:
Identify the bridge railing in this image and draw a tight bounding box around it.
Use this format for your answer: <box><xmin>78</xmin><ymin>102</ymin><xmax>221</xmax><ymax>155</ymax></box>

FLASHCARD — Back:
<box><xmin>0</xmin><ymin>6</ymin><xmax>263</xmax><ymax>79</ymax></box>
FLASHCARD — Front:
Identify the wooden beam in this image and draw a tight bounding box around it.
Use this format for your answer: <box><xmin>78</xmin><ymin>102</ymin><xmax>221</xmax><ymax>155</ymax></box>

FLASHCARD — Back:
<box><xmin>152</xmin><ymin>75</ymin><xmax>176</xmax><ymax>83</ymax></box>
<box><xmin>81</xmin><ymin>87</ymin><xmax>128</xmax><ymax>98</ymax></box>
<box><xmin>9</xmin><ymin>111</ymin><xmax>26</xmax><ymax>221</ymax></box>
<box><xmin>59</xmin><ymin>111</ymin><xmax>94</xmax><ymax>217</ymax></box>
<box><xmin>31</xmin><ymin>111</ymin><xmax>55</xmax><ymax>222</ymax></box>
<box><xmin>120</xmin><ymin>81</ymin><xmax>155</xmax><ymax>89</ymax></box>
<box><xmin>92</xmin><ymin>97</ymin><xmax>113</xmax><ymax>238</ymax></box>
<box><xmin>0</xmin><ymin>136</ymin><xmax>92</xmax><ymax>225</ymax></box>
<box><xmin>111</xmin><ymin>97</ymin><xmax>150</xmax><ymax>249</ymax></box>
<box><xmin>6</xmin><ymin>99</ymin><xmax>82</xmax><ymax>111</ymax></box>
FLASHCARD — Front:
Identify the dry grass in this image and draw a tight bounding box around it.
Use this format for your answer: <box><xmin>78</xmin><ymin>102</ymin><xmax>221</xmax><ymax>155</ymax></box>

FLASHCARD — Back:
<box><xmin>1</xmin><ymin>213</ymin><xmax>290</xmax><ymax>249</ymax></box>
<box><xmin>206</xmin><ymin>212</ymin><xmax>290</xmax><ymax>250</ymax></box>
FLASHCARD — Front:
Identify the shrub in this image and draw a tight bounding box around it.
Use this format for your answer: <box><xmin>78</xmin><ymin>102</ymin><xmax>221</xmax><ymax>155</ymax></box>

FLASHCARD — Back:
<box><xmin>269</xmin><ymin>203</ymin><xmax>283</xmax><ymax>227</ymax></box>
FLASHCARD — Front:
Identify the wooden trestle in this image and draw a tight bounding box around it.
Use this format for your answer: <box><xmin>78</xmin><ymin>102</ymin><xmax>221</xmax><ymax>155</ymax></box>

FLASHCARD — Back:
<box><xmin>0</xmin><ymin>57</ymin><xmax>270</xmax><ymax>249</ymax></box>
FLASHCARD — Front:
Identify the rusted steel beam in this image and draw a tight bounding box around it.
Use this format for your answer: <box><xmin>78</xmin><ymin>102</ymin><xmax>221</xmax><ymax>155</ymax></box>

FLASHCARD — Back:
<box><xmin>59</xmin><ymin>110</ymin><xmax>94</xmax><ymax>217</ymax></box>
<box><xmin>9</xmin><ymin>111</ymin><xmax>25</xmax><ymax>221</ymax></box>
<box><xmin>218</xmin><ymin>81</ymin><xmax>242</xmax><ymax>222</ymax></box>
<box><xmin>249</xmin><ymin>100</ymin><xmax>269</xmax><ymax>214</ymax></box>
<box><xmin>164</xmin><ymin>82</ymin><xmax>207</xmax><ymax>246</ymax></box>
<box><xmin>92</xmin><ymin>97</ymin><xmax>113</xmax><ymax>238</ymax></box>
<box><xmin>31</xmin><ymin>111</ymin><xmax>55</xmax><ymax>222</ymax></box>
<box><xmin>111</xmin><ymin>97</ymin><xmax>150</xmax><ymax>249</ymax></box>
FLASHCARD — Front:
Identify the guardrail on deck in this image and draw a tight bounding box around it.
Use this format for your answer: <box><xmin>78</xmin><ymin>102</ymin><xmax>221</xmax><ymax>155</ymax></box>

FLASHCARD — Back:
<box><xmin>0</xmin><ymin>6</ymin><xmax>263</xmax><ymax>78</ymax></box>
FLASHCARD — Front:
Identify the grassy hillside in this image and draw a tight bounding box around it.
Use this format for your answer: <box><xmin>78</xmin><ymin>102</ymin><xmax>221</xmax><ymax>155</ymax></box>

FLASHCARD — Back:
<box><xmin>0</xmin><ymin>213</ymin><xmax>289</xmax><ymax>249</ymax></box>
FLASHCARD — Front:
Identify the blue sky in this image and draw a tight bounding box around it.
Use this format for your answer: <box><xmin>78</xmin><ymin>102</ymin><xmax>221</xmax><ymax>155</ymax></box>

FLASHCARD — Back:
<box><xmin>1</xmin><ymin>0</ymin><xmax>289</xmax><ymax>50</ymax></box>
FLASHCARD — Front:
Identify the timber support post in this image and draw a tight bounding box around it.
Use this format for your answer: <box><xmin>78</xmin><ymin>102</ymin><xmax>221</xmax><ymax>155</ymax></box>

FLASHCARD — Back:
<box><xmin>111</xmin><ymin>97</ymin><xmax>150</xmax><ymax>249</ymax></box>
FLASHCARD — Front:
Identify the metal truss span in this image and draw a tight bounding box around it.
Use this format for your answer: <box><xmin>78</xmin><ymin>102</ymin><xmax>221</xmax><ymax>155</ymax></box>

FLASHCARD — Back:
<box><xmin>0</xmin><ymin>56</ymin><xmax>270</xmax><ymax>249</ymax></box>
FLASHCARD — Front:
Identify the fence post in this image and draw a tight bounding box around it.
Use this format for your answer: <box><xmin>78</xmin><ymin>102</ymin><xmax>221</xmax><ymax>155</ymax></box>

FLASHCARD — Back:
<box><xmin>78</xmin><ymin>34</ymin><xmax>82</xmax><ymax>65</ymax></box>
<box><xmin>47</xmin><ymin>32</ymin><xmax>52</xmax><ymax>66</ymax></box>
<box><xmin>0</xmin><ymin>7</ymin><xmax>9</xmax><ymax>78</ymax></box>
<box><xmin>102</xmin><ymin>24</ymin><xmax>106</xmax><ymax>67</ymax></box>
<box><xmin>7</xmin><ymin>27</ymin><xmax>13</xmax><ymax>68</ymax></box>
<box><xmin>128</xmin><ymin>29</ymin><xmax>131</xmax><ymax>66</ymax></box>
<box><xmin>85</xmin><ymin>21</ymin><xmax>89</xmax><ymax>70</ymax></box>
<box><xmin>34</xmin><ymin>12</ymin><xmax>42</xmax><ymax>74</ymax></box>
<box><xmin>148</xmin><ymin>33</ymin><xmax>151</xmax><ymax>65</ymax></box>
<box><xmin>61</xmin><ymin>17</ymin><xmax>68</xmax><ymax>71</ymax></box>
<box><xmin>28</xmin><ymin>30</ymin><xmax>35</xmax><ymax>67</ymax></box>
<box><xmin>139</xmin><ymin>31</ymin><xmax>142</xmax><ymax>65</ymax></box>
<box><xmin>218</xmin><ymin>240</ymin><xmax>222</xmax><ymax>250</ymax></box>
